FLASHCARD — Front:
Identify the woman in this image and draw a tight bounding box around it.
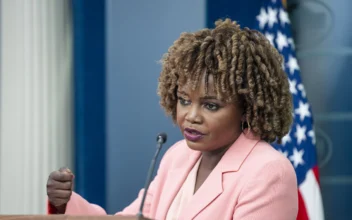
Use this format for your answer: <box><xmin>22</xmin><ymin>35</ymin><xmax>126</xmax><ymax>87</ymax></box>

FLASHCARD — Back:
<box><xmin>47</xmin><ymin>19</ymin><xmax>298</xmax><ymax>219</ymax></box>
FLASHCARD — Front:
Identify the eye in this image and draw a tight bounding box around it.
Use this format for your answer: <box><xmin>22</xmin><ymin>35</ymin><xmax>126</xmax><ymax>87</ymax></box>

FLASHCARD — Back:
<box><xmin>178</xmin><ymin>97</ymin><xmax>191</xmax><ymax>106</ymax></box>
<box><xmin>205</xmin><ymin>103</ymin><xmax>219</xmax><ymax>111</ymax></box>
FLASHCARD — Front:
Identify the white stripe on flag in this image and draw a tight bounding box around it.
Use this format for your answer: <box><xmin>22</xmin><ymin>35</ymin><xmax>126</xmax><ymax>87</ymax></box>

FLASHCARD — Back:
<box><xmin>299</xmin><ymin>169</ymin><xmax>325</xmax><ymax>220</ymax></box>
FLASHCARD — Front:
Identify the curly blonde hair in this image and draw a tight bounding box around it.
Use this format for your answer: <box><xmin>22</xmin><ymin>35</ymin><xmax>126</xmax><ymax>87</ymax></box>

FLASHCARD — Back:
<box><xmin>157</xmin><ymin>18</ymin><xmax>293</xmax><ymax>143</ymax></box>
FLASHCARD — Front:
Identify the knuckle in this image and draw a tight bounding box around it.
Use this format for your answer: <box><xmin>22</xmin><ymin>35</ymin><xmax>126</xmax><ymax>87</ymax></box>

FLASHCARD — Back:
<box><xmin>65</xmin><ymin>181</ymin><xmax>72</xmax><ymax>189</ymax></box>
<box><xmin>50</xmin><ymin>171</ymin><xmax>60</xmax><ymax>180</ymax></box>
<box><xmin>48</xmin><ymin>189</ymin><xmax>56</xmax><ymax>197</ymax></box>
<box><xmin>57</xmin><ymin>173</ymin><xmax>65</xmax><ymax>180</ymax></box>
<box><xmin>58</xmin><ymin>172</ymin><xmax>70</xmax><ymax>180</ymax></box>
<box><xmin>65</xmin><ymin>192</ymin><xmax>71</xmax><ymax>199</ymax></box>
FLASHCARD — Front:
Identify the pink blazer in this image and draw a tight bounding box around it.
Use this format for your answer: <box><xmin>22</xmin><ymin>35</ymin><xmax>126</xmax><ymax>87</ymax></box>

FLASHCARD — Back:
<box><xmin>59</xmin><ymin>133</ymin><xmax>298</xmax><ymax>219</ymax></box>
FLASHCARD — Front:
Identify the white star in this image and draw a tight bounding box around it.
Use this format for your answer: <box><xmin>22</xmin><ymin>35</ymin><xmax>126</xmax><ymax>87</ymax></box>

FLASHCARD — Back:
<box><xmin>289</xmin><ymin>148</ymin><xmax>305</xmax><ymax>168</ymax></box>
<box><xmin>297</xmin><ymin>83</ymin><xmax>306</xmax><ymax>97</ymax></box>
<box><xmin>281</xmin><ymin>133</ymin><xmax>292</xmax><ymax>146</ymax></box>
<box><xmin>256</xmin><ymin>8</ymin><xmax>268</xmax><ymax>29</ymax></box>
<box><xmin>295</xmin><ymin>101</ymin><xmax>311</xmax><ymax>121</ymax></box>
<box><xmin>267</xmin><ymin>7</ymin><xmax>278</xmax><ymax>28</ymax></box>
<box><xmin>276</xmin><ymin>31</ymin><xmax>288</xmax><ymax>51</ymax></box>
<box><xmin>289</xmin><ymin>79</ymin><xmax>297</xmax><ymax>95</ymax></box>
<box><xmin>295</xmin><ymin>125</ymin><xmax>307</xmax><ymax>145</ymax></box>
<box><xmin>279</xmin><ymin>8</ymin><xmax>290</xmax><ymax>26</ymax></box>
<box><xmin>279</xmin><ymin>149</ymin><xmax>288</xmax><ymax>158</ymax></box>
<box><xmin>286</xmin><ymin>55</ymin><xmax>300</xmax><ymax>74</ymax></box>
<box><xmin>308</xmin><ymin>130</ymin><xmax>316</xmax><ymax>145</ymax></box>
<box><xmin>288</xmin><ymin>38</ymin><xmax>295</xmax><ymax>50</ymax></box>
<box><xmin>265</xmin><ymin>32</ymin><xmax>275</xmax><ymax>45</ymax></box>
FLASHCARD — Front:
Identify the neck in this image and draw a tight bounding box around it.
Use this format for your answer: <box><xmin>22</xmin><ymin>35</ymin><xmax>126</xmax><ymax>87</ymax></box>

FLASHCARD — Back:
<box><xmin>200</xmin><ymin>145</ymin><xmax>229</xmax><ymax>171</ymax></box>
<box><xmin>200</xmin><ymin>132</ymin><xmax>241</xmax><ymax>171</ymax></box>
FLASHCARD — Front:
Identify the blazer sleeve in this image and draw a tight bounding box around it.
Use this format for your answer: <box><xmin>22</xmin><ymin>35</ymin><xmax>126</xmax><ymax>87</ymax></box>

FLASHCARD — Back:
<box><xmin>47</xmin><ymin>180</ymin><xmax>159</xmax><ymax>217</ymax></box>
<box><xmin>47</xmin><ymin>141</ymin><xmax>178</xmax><ymax>217</ymax></box>
<box><xmin>46</xmin><ymin>167</ymin><xmax>162</xmax><ymax>217</ymax></box>
<box><xmin>233</xmin><ymin>159</ymin><xmax>299</xmax><ymax>220</ymax></box>
<box><xmin>47</xmin><ymin>192</ymin><xmax>107</xmax><ymax>215</ymax></box>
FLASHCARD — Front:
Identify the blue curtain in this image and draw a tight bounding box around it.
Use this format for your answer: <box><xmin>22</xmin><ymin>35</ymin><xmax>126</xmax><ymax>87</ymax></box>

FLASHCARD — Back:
<box><xmin>72</xmin><ymin>0</ymin><xmax>106</xmax><ymax>209</ymax></box>
<box><xmin>206</xmin><ymin>0</ymin><xmax>262</xmax><ymax>28</ymax></box>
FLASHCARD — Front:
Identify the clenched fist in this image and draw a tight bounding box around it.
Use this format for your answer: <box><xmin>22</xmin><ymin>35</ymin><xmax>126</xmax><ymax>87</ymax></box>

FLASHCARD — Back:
<box><xmin>47</xmin><ymin>167</ymin><xmax>74</xmax><ymax>214</ymax></box>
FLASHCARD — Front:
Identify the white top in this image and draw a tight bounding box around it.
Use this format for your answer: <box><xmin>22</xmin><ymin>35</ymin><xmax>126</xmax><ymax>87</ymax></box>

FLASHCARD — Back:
<box><xmin>166</xmin><ymin>157</ymin><xmax>202</xmax><ymax>220</ymax></box>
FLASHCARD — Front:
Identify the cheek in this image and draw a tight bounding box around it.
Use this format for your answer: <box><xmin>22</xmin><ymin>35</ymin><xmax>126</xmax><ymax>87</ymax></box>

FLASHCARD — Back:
<box><xmin>175</xmin><ymin>103</ymin><xmax>184</xmax><ymax>125</ymax></box>
<box><xmin>208</xmin><ymin>111</ymin><xmax>241</xmax><ymax>135</ymax></box>
<box><xmin>209</xmin><ymin>117</ymin><xmax>234</xmax><ymax>134</ymax></box>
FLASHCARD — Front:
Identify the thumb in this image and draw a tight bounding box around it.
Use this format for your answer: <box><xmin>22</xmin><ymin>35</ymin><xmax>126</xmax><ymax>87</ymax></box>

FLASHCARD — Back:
<box><xmin>59</xmin><ymin>167</ymin><xmax>72</xmax><ymax>173</ymax></box>
<box><xmin>59</xmin><ymin>167</ymin><xmax>75</xmax><ymax>181</ymax></box>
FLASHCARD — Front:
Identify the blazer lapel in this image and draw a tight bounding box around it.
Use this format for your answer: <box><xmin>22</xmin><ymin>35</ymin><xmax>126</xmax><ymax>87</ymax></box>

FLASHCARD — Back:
<box><xmin>179</xmin><ymin>164</ymin><xmax>223</xmax><ymax>220</ymax></box>
<box><xmin>157</xmin><ymin>148</ymin><xmax>201</xmax><ymax>220</ymax></box>
<box><xmin>181</xmin><ymin>132</ymin><xmax>260</xmax><ymax>219</ymax></box>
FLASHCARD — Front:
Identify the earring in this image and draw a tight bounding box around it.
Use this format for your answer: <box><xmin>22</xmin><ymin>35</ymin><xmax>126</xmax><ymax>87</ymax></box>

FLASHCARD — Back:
<box><xmin>242</xmin><ymin>121</ymin><xmax>251</xmax><ymax>134</ymax></box>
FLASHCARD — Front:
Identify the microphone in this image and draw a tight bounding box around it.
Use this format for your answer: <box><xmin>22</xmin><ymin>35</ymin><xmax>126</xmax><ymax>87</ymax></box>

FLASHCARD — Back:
<box><xmin>137</xmin><ymin>132</ymin><xmax>167</xmax><ymax>219</ymax></box>
<box><xmin>156</xmin><ymin>132</ymin><xmax>167</xmax><ymax>145</ymax></box>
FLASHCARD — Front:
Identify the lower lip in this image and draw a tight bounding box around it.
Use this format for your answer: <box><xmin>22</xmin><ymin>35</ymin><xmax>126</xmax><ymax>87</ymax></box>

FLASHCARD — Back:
<box><xmin>184</xmin><ymin>130</ymin><xmax>204</xmax><ymax>142</ymax></box>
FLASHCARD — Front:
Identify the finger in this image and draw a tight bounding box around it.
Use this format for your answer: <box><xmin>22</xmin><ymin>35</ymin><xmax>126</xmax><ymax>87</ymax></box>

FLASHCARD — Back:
<box><xmin>48</xmin><ymin>179</ymin><xmax>72</xmax><ymax>190</ymax></box>
<box><xmin>48</xmin><ymin>189</ymin><xmax>72</xmax><ymax>199</ymax></box>
<box><xmin>59</xmin><ymin>167</ymin><xmax>72</xmax><ymax>174</ymax></box>
<box><xmin>50</xmin><ymin>170</ymin><xmax>74</xmax><ymax>182</ymax></box>
<box><xmin>59</xmin><ymin>167</ymin><xmax>75</xmax><ymax>180</ymax></box>
<box><xmin>49</xmin><ymin>198</ymin><xmax>70</xmax><ymax>207</ymax></box>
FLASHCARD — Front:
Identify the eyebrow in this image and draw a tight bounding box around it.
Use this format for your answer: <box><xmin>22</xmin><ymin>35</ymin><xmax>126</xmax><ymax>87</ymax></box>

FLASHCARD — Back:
<box><xmin>177</xmin><ymin>91</ymin><xmax>220</xmax><ymax>101</ymax></box>
<box><xmin>200</xmin><ymin>95</ymin><xmax>219</xmax><ymax>100</ymax></box>
<box><xmin>177</xmin><ymin>91</ymin><xmax>188</xmax><ymax>96</ymax></box>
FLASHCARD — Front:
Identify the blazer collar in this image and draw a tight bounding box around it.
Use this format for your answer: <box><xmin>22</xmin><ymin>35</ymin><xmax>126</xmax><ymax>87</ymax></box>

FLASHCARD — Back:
<box><xmin>217</xmin><ymin>130</ymin><xmax>261</xmax><ymax>173</ymax></box>
<box><xmin>157</xmin><ymin>131</ymin><xmax>261</xmax><ymax>220</ymax></box>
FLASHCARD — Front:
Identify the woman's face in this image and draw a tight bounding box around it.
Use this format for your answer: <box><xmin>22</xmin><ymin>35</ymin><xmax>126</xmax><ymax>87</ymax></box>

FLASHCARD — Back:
<box><xmin>176</xmin><ymin>74</ymin><xmax>243</xmax><ymax>152</ymax></box>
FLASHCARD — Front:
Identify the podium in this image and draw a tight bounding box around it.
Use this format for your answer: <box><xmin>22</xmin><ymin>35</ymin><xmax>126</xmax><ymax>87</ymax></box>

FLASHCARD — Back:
<box><xmin>0</xmin><ymin>216</ymin><xmax>151</xmax><ymax>220</ymax></box>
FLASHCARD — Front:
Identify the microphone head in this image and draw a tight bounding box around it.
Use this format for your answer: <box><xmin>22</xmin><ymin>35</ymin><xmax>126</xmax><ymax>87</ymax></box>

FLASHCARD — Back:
<box><xmin>156</xmin><ymin>132</ymin><xmax>167</xmax><ymax>144</ymax></box>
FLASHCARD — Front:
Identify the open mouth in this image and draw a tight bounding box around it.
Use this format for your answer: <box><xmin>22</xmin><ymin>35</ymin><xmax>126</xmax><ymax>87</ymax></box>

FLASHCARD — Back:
<box><xmin>184</xmin><ymin>128</ymin><xmax>204</xmax><ymax>142</ymax></box>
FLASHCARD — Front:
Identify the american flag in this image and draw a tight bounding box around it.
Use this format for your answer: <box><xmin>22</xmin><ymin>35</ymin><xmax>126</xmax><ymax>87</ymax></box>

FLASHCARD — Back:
<box><xmin>254</xmin><ymin>0</ymin><xmax>324</xmax><ymax>219</ymax></box>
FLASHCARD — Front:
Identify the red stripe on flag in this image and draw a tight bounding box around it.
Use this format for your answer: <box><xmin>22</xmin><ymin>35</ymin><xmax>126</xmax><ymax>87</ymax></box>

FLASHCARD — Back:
<box><xmin>312</xmin><ymin>165</ymin><xmax>320</xmax><ymax>185</ymax></box>
<box><xmin>297</xmin><ymin>190</ymin><xmax>309</xmax><ymax>220</ymax></box>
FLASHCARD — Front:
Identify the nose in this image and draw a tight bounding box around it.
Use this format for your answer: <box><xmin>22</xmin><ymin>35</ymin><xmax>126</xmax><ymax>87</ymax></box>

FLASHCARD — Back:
<box><xmin>185</xmin><ymin>104</ymin><xmax>202</xmax><ymax>124</ymax></box>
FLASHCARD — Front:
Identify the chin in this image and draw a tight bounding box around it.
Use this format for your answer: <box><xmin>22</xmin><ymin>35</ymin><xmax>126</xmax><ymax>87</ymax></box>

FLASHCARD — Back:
<box><xmin>185</xmin><ymin>139</ymin><xmax>206</xmax><ymax>151</ymax></box>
